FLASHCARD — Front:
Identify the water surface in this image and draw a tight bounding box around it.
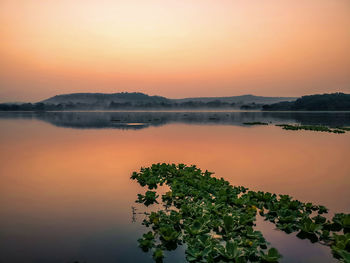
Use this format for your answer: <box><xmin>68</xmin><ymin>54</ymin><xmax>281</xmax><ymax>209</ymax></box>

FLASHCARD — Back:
<box><xmin>0</xmin><ymin>111</ymin><xmax>349</xmax><ymax>262</ymax></box>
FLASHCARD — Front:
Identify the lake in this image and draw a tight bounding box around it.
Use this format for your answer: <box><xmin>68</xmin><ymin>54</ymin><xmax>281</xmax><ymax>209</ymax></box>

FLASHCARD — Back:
<box><xmin>0</xmin><ymin>111</ymin><xmax>349</xmax><ymax>263</ymax></box>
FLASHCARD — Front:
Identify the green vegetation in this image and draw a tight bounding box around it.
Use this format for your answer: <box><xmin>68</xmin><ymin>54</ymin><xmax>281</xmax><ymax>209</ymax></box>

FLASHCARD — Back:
<box><xmin>263</xmin><ymin>92</ymin><xmax>350</xmax><ymax>111</ymax></box>
<box><xmin>131</xmin><ymin>163</ymin><xmax>350</xmax><ymax>262</ymax></box>
<box><xmin>276</xmin><ymin>124</ymin><xmax>346</xmax><ymax>133</ymax></box>
<box><xmin>243</xmin><ymin>122</ymin><xmax>269</xmax><ymax>126</ymax></box>
<box><xmin>337</xmin><ymin>127</ymin><xmax>350</xmax><ymax>131</ymax></box>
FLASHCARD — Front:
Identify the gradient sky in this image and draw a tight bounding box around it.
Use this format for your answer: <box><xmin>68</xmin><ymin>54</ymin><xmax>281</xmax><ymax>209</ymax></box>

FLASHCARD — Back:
<box><xmin>1</xmin><ymin>0</ymin><xmax>350</xmax><ymax>102</ymax></box>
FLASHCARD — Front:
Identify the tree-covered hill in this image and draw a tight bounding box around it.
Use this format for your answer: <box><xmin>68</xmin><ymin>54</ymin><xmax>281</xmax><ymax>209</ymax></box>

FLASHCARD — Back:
<box><xmin>263</xmin><ymin>93</ymin><xmax>350</xmax><ymax>111</ymax></box>
<box><xmin>41</xmin><ymin>92</ymin><xmax>170</xmax><ymax>105</ymax></box>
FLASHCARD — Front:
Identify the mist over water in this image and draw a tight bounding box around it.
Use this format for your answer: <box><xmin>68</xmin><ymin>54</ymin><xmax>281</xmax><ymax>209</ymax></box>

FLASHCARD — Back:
<box><xmin>0</xmin><ymin>111</ymin><xmax>349</xmax><ymax>262</ymax></box>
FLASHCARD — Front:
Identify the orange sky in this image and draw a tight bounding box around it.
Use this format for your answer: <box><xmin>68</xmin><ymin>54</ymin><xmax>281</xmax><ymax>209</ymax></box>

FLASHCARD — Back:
<box><xmin>1</xmin><ymin>0</ymin><xmax>350</xmax><ymax>102</ymax></box>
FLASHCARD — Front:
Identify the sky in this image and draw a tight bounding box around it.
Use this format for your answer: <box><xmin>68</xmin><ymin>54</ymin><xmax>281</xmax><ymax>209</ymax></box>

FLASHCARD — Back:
<box><xmin>1</xmin><ymin>0</ymin><xmax>350</xmax><ymax>102</ymax></box>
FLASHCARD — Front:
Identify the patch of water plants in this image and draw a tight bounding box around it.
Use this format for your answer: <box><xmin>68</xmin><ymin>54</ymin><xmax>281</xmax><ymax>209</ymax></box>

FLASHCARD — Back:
<box><xmin>337</xmin><ymin>127</ymin><xmax>350</xmax><ymax>131</ymax></box>
<box><xmin>243</xmin><ymin>122</ymin><xmax>269</xmax><ymax>126</ymax></box>
<box><xmin>276</xmin><ymin>124</ymin><xmax>347</xmax><ymax>134</ymax></box>
<box><xmin>131</xmin><ymin>163</ymin><xmax>350</xmax><ymax>262</ymax></box>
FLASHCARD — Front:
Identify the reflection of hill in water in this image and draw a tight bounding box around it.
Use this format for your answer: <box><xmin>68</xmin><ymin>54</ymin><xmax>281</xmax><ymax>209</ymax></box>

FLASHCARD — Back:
<box><xmin>1</xmin><ymin>111</ymin><xmax>350</xmax><ymax>129</ymax></box>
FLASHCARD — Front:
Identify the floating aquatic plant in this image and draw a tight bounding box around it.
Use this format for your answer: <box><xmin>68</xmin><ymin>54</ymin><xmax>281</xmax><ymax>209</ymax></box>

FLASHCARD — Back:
<box><xmin>276</xmin><ymin>124</ymin><xmax>346</xmax><ymax>133</ymax></box>
<box><xmin>243</xmin><ymin>122</ymin><xmax>269</xmax><ymax>125</ymax></box>
<box><xmin>131</xmin><ymin>163</ymin><xmax>350</xmax><ymax>262</ymax></box>
<box><xmin>337</xmin><ymin>127</ymin><xmax>350</xmax><ymax>131</ymax></box>
<box><xmin>136</xmin><ymin>191</ymin><xmax>159</xmax><ymax>206</ymax></box>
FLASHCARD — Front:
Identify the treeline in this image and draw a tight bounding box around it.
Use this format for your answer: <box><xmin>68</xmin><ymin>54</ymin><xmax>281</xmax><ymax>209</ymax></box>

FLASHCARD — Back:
<box><xmin>263</xmin><ymin>93</ymin><xmax>350</xmax><ymax>111</ymax></box>
<box><xmin>0</xmin><ymin>101</ymin><xmax>264</xmax><ymax>111</ymax></box>
<box><xmin>2</xmin><ymin>93</ymin><xmax>349</xmax><ymax>111</ymax></box>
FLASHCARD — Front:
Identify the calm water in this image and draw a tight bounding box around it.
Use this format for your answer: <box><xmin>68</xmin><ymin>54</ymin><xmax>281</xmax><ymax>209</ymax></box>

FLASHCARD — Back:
<box><xmin>0</xmin><ymin>111</ymin><xmax>349</xmax><ymax>263</ymax></box>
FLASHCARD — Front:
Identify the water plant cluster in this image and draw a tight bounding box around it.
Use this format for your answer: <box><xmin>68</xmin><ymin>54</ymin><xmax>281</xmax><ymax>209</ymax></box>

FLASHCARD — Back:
<box><xmin>276</xmin><ymin>124</ymin><xmax>347</xmax><ymax>133</ymax></box>
<box><xmin>242</xmin><ymin>122</ymin><xmax>350</xmax><ymax>134</ymax></box>
<box><xmin>243</xmin><ymin>122</ymin><xmax>269</xmax><ymax>126</ymax></box>
<box><xmin>131</xmin><ymin>163</ymin><xmax>350</xmax><ymax>262</ymax></box>
<box><xmin>337</xmin><ymin>127</ymin><xmax>350</xmax><ymax>131</ymax></box>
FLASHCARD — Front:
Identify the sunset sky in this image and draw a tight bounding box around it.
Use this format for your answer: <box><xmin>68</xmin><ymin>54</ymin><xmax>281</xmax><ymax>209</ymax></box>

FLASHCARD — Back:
<box><xmin>1</xmin><ymin>0</ymin><xmax>350</xmax><ymax>102</ymax></box>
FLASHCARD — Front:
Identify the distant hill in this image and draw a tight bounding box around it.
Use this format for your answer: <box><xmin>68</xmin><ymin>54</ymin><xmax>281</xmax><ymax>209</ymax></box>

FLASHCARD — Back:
<box><xmin>42</xmin><ymin>92</ymin><xmax>170</xmax><ymax>105</ymax></box>
<box><xmin>263</xmin><ymin>93</ymin><xmax>350</xmax><ymax>111</ymax></box>
<box><xmin>42</xmin><ymin>92</ymin><xmax>296</xmax><ymax>105</ymax></box>
<box><xmin>174</xmin><ymin>94</ymin><xmax>296</xmax><ymax>104</ymax></box>
<box><xmin>2</xmin><ymin>92</ymin><xmax>349</xmax><ymax>111</ymax></box>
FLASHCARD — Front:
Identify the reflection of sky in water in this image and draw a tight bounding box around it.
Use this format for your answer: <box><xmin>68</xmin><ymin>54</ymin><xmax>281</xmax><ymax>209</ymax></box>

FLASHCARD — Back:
<box><xmin>256</xmin><ymin>217</ymin><xmax>334</xmax><ymax>262</ymax></box>
<box><xmin>0</xmin><ymin>113</ymin><xmax>349</xmax><ymax>262</ymax></box>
